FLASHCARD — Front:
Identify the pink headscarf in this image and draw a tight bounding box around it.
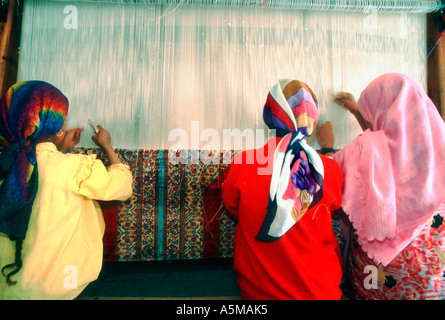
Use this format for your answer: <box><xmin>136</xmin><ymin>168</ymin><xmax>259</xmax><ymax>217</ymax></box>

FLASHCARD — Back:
<box><xmin>333</xmin><ymin>73</ymin><xmax>445</xmax><ymax>266</ymax></box>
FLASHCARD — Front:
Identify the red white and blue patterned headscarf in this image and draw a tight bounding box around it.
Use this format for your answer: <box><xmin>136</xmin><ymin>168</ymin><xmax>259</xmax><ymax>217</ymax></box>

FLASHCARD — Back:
<box><xmin>257</xmin><ymin>79</ymin><xmax>324</xmax><ymax>241</ymax></box>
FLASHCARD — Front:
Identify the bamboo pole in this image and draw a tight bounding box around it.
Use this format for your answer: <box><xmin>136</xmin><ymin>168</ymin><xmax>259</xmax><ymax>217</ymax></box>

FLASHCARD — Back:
<box><xmin>0</xmin><ymin>0</ymin><xmax>19</xmax><ymax>97</ymax></box>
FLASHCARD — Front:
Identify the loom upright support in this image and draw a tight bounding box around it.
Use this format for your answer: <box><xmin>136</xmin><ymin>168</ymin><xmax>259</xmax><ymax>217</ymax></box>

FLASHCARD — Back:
<box><xmin>427</xmin><ymin>9</ymin><xmax>445</xmax><ymax>119</ymax></box>
<box><xmin>0</xmin><ymin>0</ymin><xmax>19</xmax><ymax>97</ymax></box>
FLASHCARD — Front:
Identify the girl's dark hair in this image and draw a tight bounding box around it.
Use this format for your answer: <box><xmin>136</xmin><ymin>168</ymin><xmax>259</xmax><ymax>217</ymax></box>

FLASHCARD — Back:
<box><xmin>1</xmin><ymin>238</ymin><xmax>23</xmax><ymax>285</ymax></box>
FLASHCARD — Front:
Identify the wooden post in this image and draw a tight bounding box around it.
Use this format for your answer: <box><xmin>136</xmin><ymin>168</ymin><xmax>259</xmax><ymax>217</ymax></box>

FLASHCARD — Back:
<box><xmin>0</xmin><ymin>0</ymin><xmax>19</xmax><ymax>97</ymax></box>
<box><xmin>427</xmin><ymin>9</ymin><xmax>445</xmax><ymax>119</ymax></box>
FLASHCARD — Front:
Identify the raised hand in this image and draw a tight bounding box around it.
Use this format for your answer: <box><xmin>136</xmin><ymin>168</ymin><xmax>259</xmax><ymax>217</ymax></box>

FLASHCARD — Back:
<box><xmin>332</xmin><ymin>92</ymin><xmax>370</xmax><ymax>131</ymax></box>
<box><xmin>60</xmin><ymin>127</ymin><xmax>84</xmax><ymax>153</ymax></box>
<box><xmin>91</xmin><ymin>125</ymin><xmax>122</xmax><ymax>165</ymax></box>
<box><xmin>316</xmin><ymin>121</ymin><xmax>334</xmax><ymax>149</ymax></box>
<box><xmin>332</xmin><ymin>92</ymin><xmax>359</xmax><ymax>114</ymax></box>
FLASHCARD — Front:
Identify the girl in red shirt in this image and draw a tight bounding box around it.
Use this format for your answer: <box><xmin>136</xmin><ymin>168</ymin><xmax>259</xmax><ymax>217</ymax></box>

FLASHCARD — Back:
<box><xmin>222</xmin><ymin>79</ymin><xmax>344</xmax><ymax>300</ymax></box>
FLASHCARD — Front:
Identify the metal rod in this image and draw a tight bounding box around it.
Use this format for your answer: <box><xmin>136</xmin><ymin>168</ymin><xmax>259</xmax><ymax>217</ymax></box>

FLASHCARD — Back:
<box><xmin>46</xmin><ymin>0</ymin><xmax>445</xmax><ymax>13</ymax></box>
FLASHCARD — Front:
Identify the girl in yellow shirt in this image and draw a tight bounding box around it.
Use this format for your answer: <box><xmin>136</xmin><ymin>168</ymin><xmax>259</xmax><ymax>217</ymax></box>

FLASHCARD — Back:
<box><xmin>0</xmin><ymin>81</ymin><xmax>132</xmax><ymax>299</ymax></box>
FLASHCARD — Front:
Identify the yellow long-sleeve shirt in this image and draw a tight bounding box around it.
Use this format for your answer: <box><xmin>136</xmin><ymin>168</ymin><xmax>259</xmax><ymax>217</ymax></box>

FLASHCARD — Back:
<box><xmin>0</xmin><ymin>142</ymin><xmax>133</xmax><ymax>299</ymax></box>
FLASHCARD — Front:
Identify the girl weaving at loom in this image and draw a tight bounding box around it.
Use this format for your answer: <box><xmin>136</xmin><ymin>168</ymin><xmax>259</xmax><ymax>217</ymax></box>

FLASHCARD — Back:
<box><xmin>222</xmin><ymin>79</ymin><xmax>344</xmax><ymax>300</ymax></box>
<box><xmin>317</xmin><ymin>73</ymin><xmax>445</xmax><ymax>300</ymax></box>
<box><xmin>0</xmin><ymin>81</ymin><xmax>133</xmax><ymax>299</ymax></box>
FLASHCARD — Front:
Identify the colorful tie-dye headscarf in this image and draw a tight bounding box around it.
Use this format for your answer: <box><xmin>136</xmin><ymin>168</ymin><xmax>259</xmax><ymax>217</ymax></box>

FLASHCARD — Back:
<box><xmin>257</xmin><ymin>79</ymin><xmax>324</xmax><ymax>241</ymax></box>
<box><xmin>0</xmin><ymin>81</ymin><xmax>69</xmax><ymax>241</ymax></box>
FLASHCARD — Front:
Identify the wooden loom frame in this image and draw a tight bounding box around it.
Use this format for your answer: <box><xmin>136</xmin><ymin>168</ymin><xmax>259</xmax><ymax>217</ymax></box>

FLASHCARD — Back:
<box><xmin>0</xmin><ymin>0</ymin><xmax>443</xmax><ymax>119</ymax></box>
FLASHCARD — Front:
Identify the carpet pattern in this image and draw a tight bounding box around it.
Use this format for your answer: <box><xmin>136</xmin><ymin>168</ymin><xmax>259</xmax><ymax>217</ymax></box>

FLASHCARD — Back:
<box><xmin>71</xmin><ymin>148</ymin><xmax>237</xmax><ymax>262</ymax></box>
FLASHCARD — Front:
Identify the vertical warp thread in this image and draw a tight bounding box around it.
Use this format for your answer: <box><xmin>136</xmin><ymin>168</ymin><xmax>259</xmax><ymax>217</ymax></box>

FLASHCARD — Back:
<box><xmin>156</xmin><ymin>150</ymin><xmax>165</xmax><ymax>260</ymax></box>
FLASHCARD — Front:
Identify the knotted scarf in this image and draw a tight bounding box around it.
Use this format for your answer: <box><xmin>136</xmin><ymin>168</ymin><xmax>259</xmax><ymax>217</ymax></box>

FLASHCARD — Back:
<box><xmin>257</xmin><ymin>79</ymin><xmax>324</xmax><ymax>241</ymax></box>
<box><xmin>0</xmin><ymin>81</ymin><xmax>69</xmax><ymax>241</ymax></box>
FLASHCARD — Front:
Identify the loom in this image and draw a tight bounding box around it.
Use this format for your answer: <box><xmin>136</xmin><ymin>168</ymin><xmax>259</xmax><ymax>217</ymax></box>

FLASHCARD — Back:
<box><xmin>2</xmin><ymin>0</ymin><xmax>443</xmax><ymax>264</ymax></box>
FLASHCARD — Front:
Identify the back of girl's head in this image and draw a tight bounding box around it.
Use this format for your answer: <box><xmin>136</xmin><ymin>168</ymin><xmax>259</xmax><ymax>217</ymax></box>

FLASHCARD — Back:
<box><xmin>0</xmin><ymin>81</ymin><xmax>69</xmax><ymax>146</ymax></box>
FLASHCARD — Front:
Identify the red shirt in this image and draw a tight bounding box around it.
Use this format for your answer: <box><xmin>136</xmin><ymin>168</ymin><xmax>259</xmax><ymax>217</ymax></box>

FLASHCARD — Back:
<box><xmin>222</xmin><ymin>137</ymin><xmax>344</xmax><ymax>300</ymax></box>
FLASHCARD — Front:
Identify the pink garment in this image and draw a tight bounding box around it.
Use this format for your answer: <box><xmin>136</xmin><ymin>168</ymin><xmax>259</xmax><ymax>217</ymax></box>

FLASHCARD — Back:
<box><xmin>334</xmin><ymin>73</ymin><xmax>445</xmax><ymax>266</ymax></box>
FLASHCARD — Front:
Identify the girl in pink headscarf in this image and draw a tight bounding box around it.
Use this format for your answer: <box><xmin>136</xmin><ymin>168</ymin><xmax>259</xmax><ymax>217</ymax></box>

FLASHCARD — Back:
<box><xmin>318</xmin><ymin>73</ymin><xmax>445</xmax><ymax>300</ymax></box>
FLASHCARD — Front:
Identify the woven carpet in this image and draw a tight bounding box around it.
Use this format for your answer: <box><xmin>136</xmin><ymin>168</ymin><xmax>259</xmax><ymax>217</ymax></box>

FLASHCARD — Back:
<box><xmin>71</xmin><ymin>148</ymin><xmax>237</xmax><ymax>262</ymax></box>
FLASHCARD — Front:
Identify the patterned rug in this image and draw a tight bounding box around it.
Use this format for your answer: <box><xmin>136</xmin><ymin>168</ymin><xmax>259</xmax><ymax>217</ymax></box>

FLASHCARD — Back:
<box><xmin>71</xmin><ymin>148</ymin><xmax>237</xmax><ymax>262</ymax></box>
